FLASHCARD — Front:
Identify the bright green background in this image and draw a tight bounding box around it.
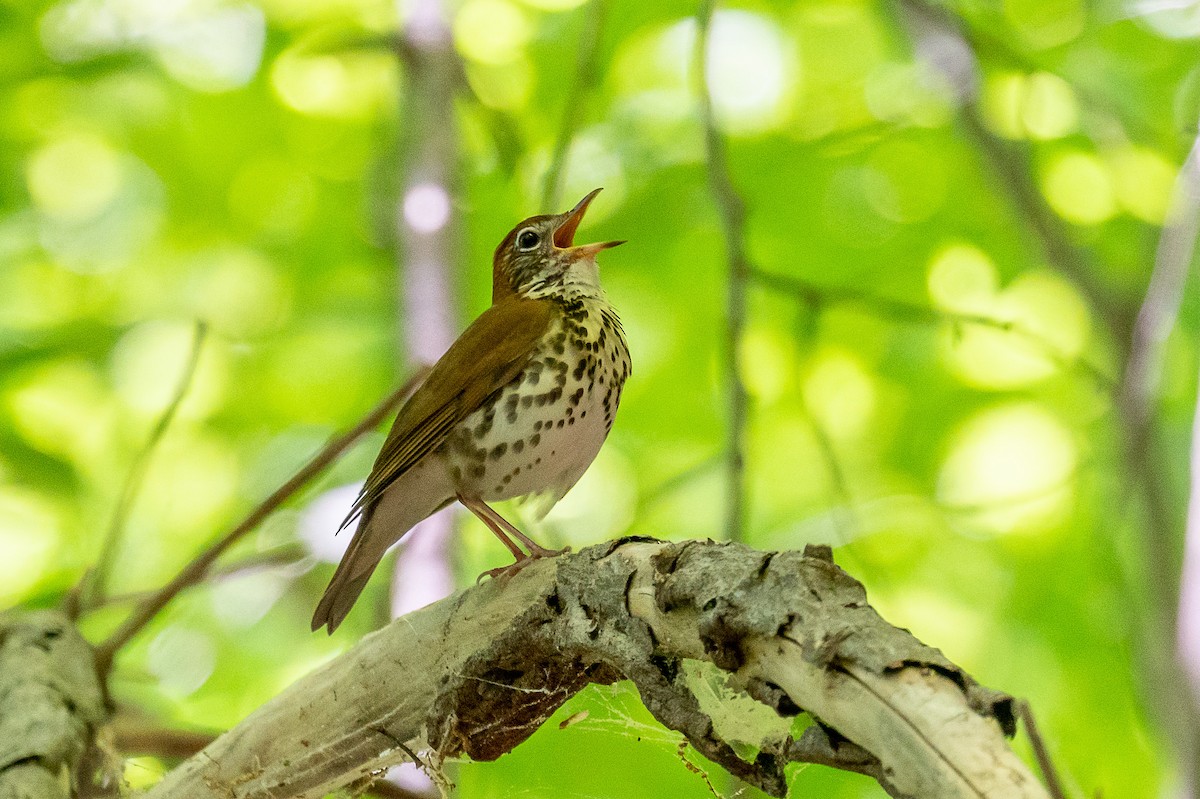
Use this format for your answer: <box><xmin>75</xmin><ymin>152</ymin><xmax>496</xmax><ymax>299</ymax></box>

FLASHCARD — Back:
<box><xmin>1</xmin><ymin>0</ymin><xmax>1197</xmax><ymax>795</ymax></box>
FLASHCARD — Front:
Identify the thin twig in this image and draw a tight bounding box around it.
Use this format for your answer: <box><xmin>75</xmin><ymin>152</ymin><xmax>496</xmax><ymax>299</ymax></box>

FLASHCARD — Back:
<box><xmin>896</xmin><ymin>0</ymin><xmax>1124</xmax><ymax>333</ymax></box>
<box><xmin>750</xmin><ymin>267</ymin><xmax>1114</xmax><ymax>389</ymax></box>
<box><xmin>1016</xmin><ymin>701</ymin><xmax>1067</xmax><ymax>799</ymax></box>
<box><xmin>86</xmin><ymin>322</ymin><xmax>208</xmax><ymax>612</ymax></box>
<box><xmin>541</xmin><ymin>0</ymin><xmax>607</xmax><ymax>211</ymax></box>
<box><xmin>93</xmin><ymin>544</ymin><xmax>311</xmax><ymax>610</ymax></box>
<box><xmin>93</xmin><ymin>371</ymin><xmax>428</xmax><ymax>675</ymax></box>
<box><xmin>695</xmin><ymin>0</ymin><xmax>750</xmax><ymax>543</ymax></box>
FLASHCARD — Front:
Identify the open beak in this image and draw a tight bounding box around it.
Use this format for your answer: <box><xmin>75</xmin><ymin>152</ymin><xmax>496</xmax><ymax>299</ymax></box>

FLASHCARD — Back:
<box><xmin>553</xmin><ymin>188</ymin><xmax>625</xmax><ymax>258</ymax></box>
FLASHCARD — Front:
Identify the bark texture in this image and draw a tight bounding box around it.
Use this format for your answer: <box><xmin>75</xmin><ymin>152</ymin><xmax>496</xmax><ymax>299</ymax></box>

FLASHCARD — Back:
<box><xmin>0</xmin><ymin>610</ymin><xmax>106</xmax><ymax>799</ymax></box>
<box><xmin>141</xmin><ymin>538</ymin><xmax>1045</xmax><ymax>799</ymax></box>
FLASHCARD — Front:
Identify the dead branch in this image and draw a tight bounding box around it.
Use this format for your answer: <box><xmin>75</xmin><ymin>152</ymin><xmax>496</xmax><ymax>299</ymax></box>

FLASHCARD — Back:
<box><xmin>141</xmin><ymin>539</ymin><xmax>1044</xmax><ymax>799</ymax></box>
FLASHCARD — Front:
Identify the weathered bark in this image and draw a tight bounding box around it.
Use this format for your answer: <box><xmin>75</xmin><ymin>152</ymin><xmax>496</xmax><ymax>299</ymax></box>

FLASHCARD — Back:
<box><xmin>141</xmin><ymin>539</ymin><xmax>1044</xmax><ymax>799</ymax></box>
<box><xmin>0</xmin><ymin>610</ymin><xmax>106</xmax><ymax>799</ymax></box>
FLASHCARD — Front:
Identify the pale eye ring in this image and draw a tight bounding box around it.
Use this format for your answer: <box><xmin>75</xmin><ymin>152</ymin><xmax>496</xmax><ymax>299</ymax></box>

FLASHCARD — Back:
<box><xmin>516</xmin><ymin>229</ymin><xmax>540</xmax><ymax>251</ymax></box>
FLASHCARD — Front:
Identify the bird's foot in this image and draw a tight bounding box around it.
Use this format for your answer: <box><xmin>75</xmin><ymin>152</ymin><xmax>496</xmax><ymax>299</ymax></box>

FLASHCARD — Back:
<box><xmin>477</xmin><ymin>545</ymin><xmax>571</xmax><ymax>583</ymax></box>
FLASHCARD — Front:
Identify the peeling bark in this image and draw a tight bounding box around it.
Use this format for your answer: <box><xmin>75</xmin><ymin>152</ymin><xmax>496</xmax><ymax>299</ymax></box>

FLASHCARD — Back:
<box><xmin>140</xmin><ymin>539</ymin><xmax>1046</xmax><ymax>799</ymax></box>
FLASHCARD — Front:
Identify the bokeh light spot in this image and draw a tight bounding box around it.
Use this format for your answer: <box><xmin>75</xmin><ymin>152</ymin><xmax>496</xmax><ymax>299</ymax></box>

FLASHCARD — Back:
<box><xmin>454</xmin><ymin>0</ymin><xmax>531</xmax><ymax>65</ymax></box>
<box><xmin>1042</xmin><ymin>151</ymin><xmax>1116</xmax><ymax>225</ymax></box>
<box><xmin>938</xmin><ymin>403</ymin><xmax>1076</xmax><ymax>536</ymax></box>
<box><xmin>404</xmin><ymin>182</ymin><xmax>452</xmax><ymax>234</ymax></box>
<box><xmin>983</xmin><ymin>72</ymin><xmax>1078</xmax><ymax>140</ymax></box>
<box><xmin>1110</xmin><ymin>146</ymin><xmax>1177</xmax><ymax>224</ymax></box>
<box><xmin>26</xmin><ymin>133</ymin><xmax>123</xmax><ymax>221</ymax></box>
<box><xmin>148</xmin><ymin>626</ymin><xmax>216</xmax><ymax>698</ymax></box>
<box><xmin>739</xmin><ymin>327</ymin><xmax>794</xmax><ymax>404</ymax></box>
<box><xmin>0</xmin><ymin>492</ymin><xmax>60</xmax><ymax>605</ymax></box>
<box><xmin>271</xmin><ymin>50</ymin><xmax>393</xmax><ymax>118</ymax></box>
<box><xmin>110</xmin><ymin>320</ymin><xmax>226</xmax><ymax>418</ymax></box>
<box><xmin>927</xmin><ymin>242</ymin><xmax>998</xmax><ymax>314</ymax></box>
<box><xmin>801</xmin><ymin>348</ymin><xmax>876</xmax><ymax>441</ymax></box>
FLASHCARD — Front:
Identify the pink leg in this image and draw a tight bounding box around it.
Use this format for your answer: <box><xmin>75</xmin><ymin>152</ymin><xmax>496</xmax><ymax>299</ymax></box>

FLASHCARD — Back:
<box><xmin>457</xmin><ymin>495</ymin><xmax>567</xmax><ymax>580</ymax></box>
<box><xmin>458</xmin><ymin>494</ymin><xmax>524</xmax><ymax>561</ymax></box>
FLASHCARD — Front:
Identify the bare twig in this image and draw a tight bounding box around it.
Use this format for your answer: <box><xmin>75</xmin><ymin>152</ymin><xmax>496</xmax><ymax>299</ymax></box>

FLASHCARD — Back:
<box><xmin>541</xmin><ymin>0</ymin><xmax>607</xmax><ymax>211</ymax></box>
<box><xmin>65</xmin><ymin>322</ymin><xmax>208</xmax><ymax>619</ymax></box>
<box><xmin>750</xmin><ymin>267</ymin><xmax>1114</xmax><ymax>388</ymax></box>
<box><xmin>93</xmin><ymin>371</ymin><xmax>428</xmax><ymax>675</ymax></box>
<box><xmin>94</xmin><ymin>545</ymin><xmax>311</xmax><ymax>610</ymax></box>
<box><xmin>896</xmin><ymin>0</ymin><xmax>1124</xmax><ymax>332</ymax></box>
<box><xmin>1016</xmin><ymin>701</ymin><xmax>1067</xmax><ymax>799</ymax></box>
<box><xmin>695</xmin><ymin>0</ymin><xmax>750</xmax><ymax>543</ymax></box>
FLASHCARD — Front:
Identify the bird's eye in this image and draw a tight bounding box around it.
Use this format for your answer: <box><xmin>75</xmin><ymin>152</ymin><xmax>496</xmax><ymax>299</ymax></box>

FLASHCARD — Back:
<box><xmin>516</xmin><ymin>229</ymin><xmax>541</xmax><ymax>251</ymax></box>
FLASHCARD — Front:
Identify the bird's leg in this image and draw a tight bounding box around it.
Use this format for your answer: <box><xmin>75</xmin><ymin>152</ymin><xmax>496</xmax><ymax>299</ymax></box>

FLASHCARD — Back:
<box><xmin>482</xmin><ymin>504</ymin><xmax>566</xmax><ymax>559</ymax></box>
<box><xmin>458</xmin><ymin>494</ymin><xmax>524</xmax><ymax>561</ymax></box>
<box><xmin>457</xmin><ymin>495</ymin><xmax>566</xmax><ymax>581</ymax></box>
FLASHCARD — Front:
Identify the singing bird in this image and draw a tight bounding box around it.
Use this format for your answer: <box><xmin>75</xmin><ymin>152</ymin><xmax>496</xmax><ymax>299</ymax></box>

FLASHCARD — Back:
<box><xmin>312</xmin><ymin>189</ymin><xmax>630</xmax><ymax>633</ymax></box>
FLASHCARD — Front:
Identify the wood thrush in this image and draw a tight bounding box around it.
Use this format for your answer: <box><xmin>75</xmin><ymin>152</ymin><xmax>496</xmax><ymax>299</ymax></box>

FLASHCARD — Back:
<box><xmin>312</xmin><ymin>188</ymin><xmax>629</xmax><ymax>633</ymax></box>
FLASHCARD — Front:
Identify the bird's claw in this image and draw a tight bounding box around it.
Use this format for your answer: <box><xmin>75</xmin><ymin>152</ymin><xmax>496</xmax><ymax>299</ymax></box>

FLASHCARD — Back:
<box><xmin>476</xmin><ymin>545</ymin><xmax>571</xmax><ymax>583</ymax></box>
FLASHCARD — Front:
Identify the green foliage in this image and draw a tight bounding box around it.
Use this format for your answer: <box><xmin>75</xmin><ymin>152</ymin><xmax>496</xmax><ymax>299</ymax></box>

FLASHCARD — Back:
<box><xmin>1</xmin><ymin>0</ymin><xmax>1196</xmax><ymax>795</ymax></box>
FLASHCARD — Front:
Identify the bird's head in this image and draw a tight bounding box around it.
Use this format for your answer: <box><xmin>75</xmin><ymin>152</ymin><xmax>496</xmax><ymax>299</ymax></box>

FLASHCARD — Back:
<box><xmin>492</xmin><ymin>188</ymin><xmax>624</xmax><ymax>302</ymax></box>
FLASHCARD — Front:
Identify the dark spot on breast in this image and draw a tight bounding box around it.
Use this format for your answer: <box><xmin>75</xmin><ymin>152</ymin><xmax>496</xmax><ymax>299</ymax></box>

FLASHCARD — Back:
<box><xmin>534</xmin><ymin>420</ymin><xmax>543</xmax><ymax>431</ymax></box>
<box><xmin>530</xmin><ymin>433</ymin><xmax>541</xmax><ymax>447</ymax></box>
<box><xmin>491</xmin><ymin>443</ymin><xmax>507</xmax><ymax>459</ymax></box>
<box><xmin>573</xmin><ymin>360</ymin><xmax>587</xmax><ymax>380</ymax></box>
<box><xmin>513</xmin><ymin>440</ymin><xmax>525</xmax><ymax>454</ymax></box>
<box><xmin>570</xmin><ymin>387</ymin><xmax>584</xmax><ymax>406</ymax></box>
<box><xmin>471</xmin><ymin>464</ymin><xmax>485</xmax><ymax>479</ymax></box>
<box><xmin>507</xmin><ymin>410</ymin><xmax>518</xmax><ymax>423</ymax></box>
<box><xmin>521</xmin><ymin>395</ymin><xmax>533</xmax><ymax>408</ymax></box>
<box><xmin>556</xmin><ymin>419</ymin><xmax>565</xmax><ymax>429</ymax></box>
<box><xmin>568</xmin><ymin>417</ymin><xmax>575</xmax><ymax>426</ymax></box>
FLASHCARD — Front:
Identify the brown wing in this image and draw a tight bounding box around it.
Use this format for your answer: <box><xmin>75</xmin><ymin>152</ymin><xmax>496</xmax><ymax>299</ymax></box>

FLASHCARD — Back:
<box><xmin>341</xmin><ymin>295</ymin><xmax>556</xmax><ymax>529</ymax></box>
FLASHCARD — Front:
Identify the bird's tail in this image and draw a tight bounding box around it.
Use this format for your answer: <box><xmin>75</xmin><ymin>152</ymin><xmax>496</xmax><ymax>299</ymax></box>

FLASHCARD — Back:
<box><xmin>311</xmin><ymin>517</ymin><xmax>384</xmax><ymax>634</ymax></box>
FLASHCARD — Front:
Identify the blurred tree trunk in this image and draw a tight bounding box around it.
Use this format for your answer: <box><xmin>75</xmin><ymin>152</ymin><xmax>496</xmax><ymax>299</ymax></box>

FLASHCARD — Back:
<box><xmin>388</xmin><ymin>0</ymin><xmax>461</xmax><ymax>621</ymax></box>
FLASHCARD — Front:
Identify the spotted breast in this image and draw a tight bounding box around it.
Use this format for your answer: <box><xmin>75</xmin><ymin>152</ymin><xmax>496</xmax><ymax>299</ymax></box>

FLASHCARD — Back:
<box><xmin>443</xmin><ymin>294</ymin><xmax>630</xmax><ymax>507</ymax></box>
